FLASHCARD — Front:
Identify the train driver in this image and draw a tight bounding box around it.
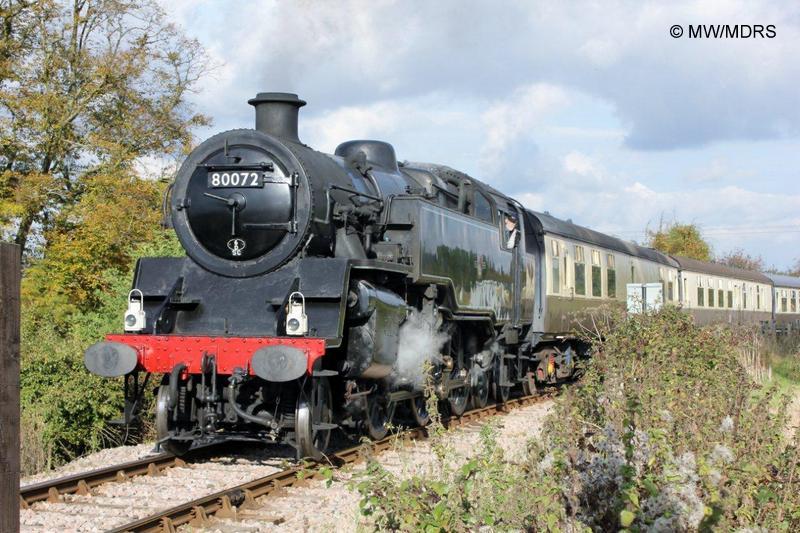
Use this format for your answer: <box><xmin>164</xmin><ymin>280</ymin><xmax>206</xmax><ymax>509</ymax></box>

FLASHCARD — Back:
<box><xmin>504</xmin><ymin>213</ymin><xmax>519</xmax><ymax>249</ymax></box>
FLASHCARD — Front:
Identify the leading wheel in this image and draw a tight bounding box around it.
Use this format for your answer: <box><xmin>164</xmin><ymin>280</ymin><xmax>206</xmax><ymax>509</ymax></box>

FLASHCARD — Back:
<box><xmin>295</xmin><ymin>377</ymin><xmax>333</xmax><ymax>460</ymax></box>
<box><xmin>155</xmin><ymin>381</ymin><xmax>192</xmax><ymax>456</ymax></box>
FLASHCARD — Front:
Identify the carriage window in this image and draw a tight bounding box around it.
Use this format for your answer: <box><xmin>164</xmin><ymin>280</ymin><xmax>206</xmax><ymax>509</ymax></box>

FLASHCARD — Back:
<box><xmin>607</xmin><ymin>270</ymin><xmax>616</xmax><ymax>299</ymax></box>
<box><xmin>708</xmin><ymin>288</ymin><xmax>714</xmax><ymax>307</ymax></box>
<box><xmin>551</xmin><ymin>240</ymin><xmax>560</xmax><ymax>294</ymax></box>
<box><xmin>742</xmin><ymin>285</ymin><xmax>747</xmax><ymax>309</ymax></box>
<box><xmin>782</xmin><ymin>290</ymin><xmax>788</xmax><ymax>313</ymax></box>
<box><xmin>667</xmin><ymin>272</ymin><xmax>674</xmax><ymax>301</ymax></box>
<box><xmin>473</xmin><ymin>191</ymin><xmax>493</xmax><ymax>223</ymax></box>
<box><xmin>574</xmin><ymin>245</ymin><xmax>585</xmax><ymax>296</ymax></box>
<box><xmin>589</xmin><ymin>250</ymin><xmax>601</xmax><ymax>297</ymax></box>
<box><xmin>697</xmin><ymin>287</ymin><xmax>705</xmax><ymax>306</ymax></box>
<box><xmin>757</xmin><ymin>286</ymin><xmax>761</xmax><ymax>310</ymax></box>
<box><xmin>727</xmin><ymin>290</ymin><xmax>733</xmax><ymax>308</ymax></box>
<box><xmin>607</xmin><ymin>254</ymin><xmax>616</xmax><ymax>298</ymax></box>
<box><xmin>792</xmin><ymin>291</ymin><xmax>797</xmax><ymax>313</ymax></box>
<box><xmin>718</xmin><ymin>289</ymin><xmax>724</xmax><ymax>307</ymax></box>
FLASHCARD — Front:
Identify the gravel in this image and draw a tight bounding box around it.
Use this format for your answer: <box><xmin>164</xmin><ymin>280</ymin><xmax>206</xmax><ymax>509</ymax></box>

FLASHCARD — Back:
<box><xmin>20</xmin><ymin>445</ymin><xmax>296</xmax><ymax>532</ymax></box>
<box><xmin>21</xmin><ymin>443</ymin><xmax>159</xmax><ymax>487</ymax></box>
<box><xmin>19</xmin><ymin>400</ymin><xmax>553</xmax><ymax>532</ymax></box>
<box><xmin>192</xmin><ymin>399</ymin><xmax>554</xmax><ymax>532</ymax></box>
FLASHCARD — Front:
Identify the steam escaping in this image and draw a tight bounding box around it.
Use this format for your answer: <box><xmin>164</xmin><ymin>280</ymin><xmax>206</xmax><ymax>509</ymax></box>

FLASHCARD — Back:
<box><xmin>392</xmin><ymin>309</ymin><xmax>449</xmax><ymax>390</ymax></box>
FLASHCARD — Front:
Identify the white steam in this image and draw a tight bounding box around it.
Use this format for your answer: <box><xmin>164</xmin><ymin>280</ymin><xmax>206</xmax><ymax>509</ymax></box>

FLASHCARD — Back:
<box><xmin>392</xmin><ymin>309</ymin><xmax>450</xmax><ymax>390</ymax></box>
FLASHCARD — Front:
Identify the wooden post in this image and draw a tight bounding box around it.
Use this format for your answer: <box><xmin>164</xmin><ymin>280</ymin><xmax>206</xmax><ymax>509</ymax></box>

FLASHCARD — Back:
<box><xmin>0</xmin><ymin>243</ymin><xmax>20</xmax><ymax>533</ymax></box>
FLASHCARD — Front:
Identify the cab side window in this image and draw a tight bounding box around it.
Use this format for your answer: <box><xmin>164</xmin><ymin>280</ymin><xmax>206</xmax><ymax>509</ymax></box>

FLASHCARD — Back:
<box><xmin>499</xmin><ymin>208</ymin><xmax>520</xmax><ymax>250</ymax></box>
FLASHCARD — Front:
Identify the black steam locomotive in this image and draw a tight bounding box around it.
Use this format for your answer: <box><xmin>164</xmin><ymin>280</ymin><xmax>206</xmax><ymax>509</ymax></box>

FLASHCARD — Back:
<box><xmin>82</xmin><ymin>92</ymin><xmax>627</xmax><ymax>458</ymax></box>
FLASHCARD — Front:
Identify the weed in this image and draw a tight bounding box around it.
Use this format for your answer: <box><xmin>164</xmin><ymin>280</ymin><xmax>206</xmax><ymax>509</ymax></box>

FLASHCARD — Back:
<box><xmin>354</xmin><ymin>307</ymin><xmax>800</xmax><ymax>531</ymax></box>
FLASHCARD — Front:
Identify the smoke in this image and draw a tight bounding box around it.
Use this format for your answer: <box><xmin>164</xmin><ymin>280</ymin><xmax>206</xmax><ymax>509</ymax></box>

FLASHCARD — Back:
<box><xmin>392</xmin><ymin>309</ymin><xmax>450</xmax><ymax>390</ymax></box>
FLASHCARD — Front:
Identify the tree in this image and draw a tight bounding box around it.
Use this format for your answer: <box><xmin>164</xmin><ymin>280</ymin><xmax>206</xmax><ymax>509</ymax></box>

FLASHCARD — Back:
<box><xmin>772</xmin><ymin>258</ymin><xmax>800</xmax><ymax>277</ymax></box>
<box><xmin>0</xmin><ymin>0</ymin><xmax>210</xmax><ymax>257</ymax></box>
<box><xmin>22</xmin><ymin>173</ymin><xmax>170</xmax><ymax>324</ymax></box>
<box><xmin>716</xmin><ymin>248</ymin><xmax>765</xmax><ymax>272</ymax></box>
<box><xmin>647</xmin><ymin>222</ymin><xmax>711</xmax><ymax>261</ymax></box>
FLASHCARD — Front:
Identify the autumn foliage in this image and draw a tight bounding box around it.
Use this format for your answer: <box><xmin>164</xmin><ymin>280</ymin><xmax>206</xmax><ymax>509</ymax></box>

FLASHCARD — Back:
<box><xmin>647</xmin><ymin>222</ymin><xmax>711</xmax><ymax>261</ymax></box>
<box><xmin>0</xmin><ymin>0</ymin><xmax>209</xmax><ymax>471</ymax></box>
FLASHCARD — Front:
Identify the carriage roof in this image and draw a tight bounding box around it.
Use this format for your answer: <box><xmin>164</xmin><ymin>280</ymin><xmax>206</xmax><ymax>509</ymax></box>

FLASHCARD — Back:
<box><xmin>670</xmin><ymin>256</ymin><xmax>773</xmax><ymax>284</ymax></box>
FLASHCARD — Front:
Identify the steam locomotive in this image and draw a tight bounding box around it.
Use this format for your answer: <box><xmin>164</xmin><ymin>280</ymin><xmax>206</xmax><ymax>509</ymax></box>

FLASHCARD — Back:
<box><xmin>84</xmin><ymin>92</ymin><xmax>800</xmax><ymax>458</ymax></box>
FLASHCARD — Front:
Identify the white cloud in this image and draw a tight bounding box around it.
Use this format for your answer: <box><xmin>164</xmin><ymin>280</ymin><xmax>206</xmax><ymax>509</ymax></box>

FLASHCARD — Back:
<box><xmin>564</xmin><ymin>151</ymin><xmax>600</xmax><ymax>177</ymax></box>
<box><xmin>134</xmin><ymin>155</ymin><xmax>179</xmax><ymax>181</ymax></box>
<box><xmin>160</xmin><ymin>0</ymin><xmax>800</xmax><ymax>150</ymax></box>
<box><xmin>515</xmin><ymin>192</ymin><xmax>546</xmax><ymax>211</ymax></box>
<box><xmin>537</xmin><ymin>177</ymin><xmax>800</xmax><ymax>265</ymax></box>
<box><xmin>479</xmin><ymin>83</ymin><xmax>569</xmax><ymax>169</ymax></box>
<box><xmin>155</xmin><ymin>0</ymin><xmax>800</xmax><ymax>268</ymax></box>
<box><xmin>579</xmin><ymin>38</ymin><xmax>621</xmax><ymax>68</ymax></box>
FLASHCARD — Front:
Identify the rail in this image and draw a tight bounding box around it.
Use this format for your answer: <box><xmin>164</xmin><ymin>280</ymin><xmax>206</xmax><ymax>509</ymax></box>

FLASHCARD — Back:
<box><xmin>110</xmin><ymin>392</ymin><xmax>554</xmax><ymax>532</ymax></box>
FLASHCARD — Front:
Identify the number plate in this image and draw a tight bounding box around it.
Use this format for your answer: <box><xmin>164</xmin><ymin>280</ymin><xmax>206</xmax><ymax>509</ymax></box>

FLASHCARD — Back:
<box><xmin>207</xmin><ymin>170</ymin><xmax>265</xmax><ymax>188</ymax></box>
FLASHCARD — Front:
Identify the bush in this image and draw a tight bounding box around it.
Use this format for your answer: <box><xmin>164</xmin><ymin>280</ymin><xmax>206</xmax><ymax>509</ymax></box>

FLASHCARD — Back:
<box><xmin>545</xmin><ymin>306</ymin><xmax>799</xmax><ymax>531</ymax></box>
<box><xmin>355</xmin><ymin>307</ymin><xmax>800</xmax><ymax>531</ymax></box>
<box><xmin>20</xmin><ymin>232</ymin><xmax>183</xmax><ymax>474</ymax></box>
<box><xmin>354</xmin><ymin>422</ymin><xmax>567</xmax><ymax>531</ymax></box>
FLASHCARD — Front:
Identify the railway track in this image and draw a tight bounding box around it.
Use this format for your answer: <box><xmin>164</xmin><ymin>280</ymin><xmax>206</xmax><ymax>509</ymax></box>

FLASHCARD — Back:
<box><xmin>111</xmin><ymin>392</ymin><xmax>554</xmax><ymax>533</ymax></box>
<box><xmin>19</xmin><ymin>391</ymin><xmax>554</xmax><ymax>532</ymax></box>
<box><xmin>19</xmin><ymin>444</ymin><xmax>224</xmax><ymax>508</ymax></box>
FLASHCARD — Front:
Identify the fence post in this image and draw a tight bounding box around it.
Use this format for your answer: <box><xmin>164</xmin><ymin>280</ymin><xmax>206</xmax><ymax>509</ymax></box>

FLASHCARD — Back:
<box><xmin>0</xmin><ymin>243</ymin><xmax>21</xmax><ymax>533</ymax></box>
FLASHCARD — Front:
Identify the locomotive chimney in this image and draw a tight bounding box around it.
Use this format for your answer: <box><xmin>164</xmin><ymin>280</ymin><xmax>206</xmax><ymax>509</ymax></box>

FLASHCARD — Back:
<box><xmin>248</xmin><ymin>92</ymin><xmax>306</xmax><ymax>142</ymax></box>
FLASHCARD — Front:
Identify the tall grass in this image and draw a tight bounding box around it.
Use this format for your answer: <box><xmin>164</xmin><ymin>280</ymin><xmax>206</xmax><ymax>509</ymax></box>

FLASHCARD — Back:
<box><xmin>355</xmin><ymin>306</ymin><xmax>800</xmax><ymax>531</ymax></box>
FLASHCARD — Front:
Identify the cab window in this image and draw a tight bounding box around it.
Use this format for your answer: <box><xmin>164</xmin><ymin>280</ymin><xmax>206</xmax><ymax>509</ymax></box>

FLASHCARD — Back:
<box><xmin>499</xmin><ymin>209</ymin><xmax>519</xmax><ymax>250</ymax></box>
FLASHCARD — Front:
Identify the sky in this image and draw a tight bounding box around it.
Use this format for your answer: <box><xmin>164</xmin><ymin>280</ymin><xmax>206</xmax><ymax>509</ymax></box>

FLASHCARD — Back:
<box><xmin>158</xmin><ymin>0</ymin><xmax>800</xmax><ymax>270</ymax></box>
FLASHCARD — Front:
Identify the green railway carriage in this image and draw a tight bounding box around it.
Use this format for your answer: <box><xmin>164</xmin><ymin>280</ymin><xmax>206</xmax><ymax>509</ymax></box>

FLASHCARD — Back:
<box><xmin>670</xmin><ymin>256</ymin><xmax>773</xmax><ymax>327</ymax></box>
<box><xmin>765</xmin><ymin>273</ymin><xmax>800</xmax><ymax>334</ymax></box>
<box><xmin>523</xmin><ymin>211</ymin><xmax>679</xmax><ymax>339</ymax></box>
